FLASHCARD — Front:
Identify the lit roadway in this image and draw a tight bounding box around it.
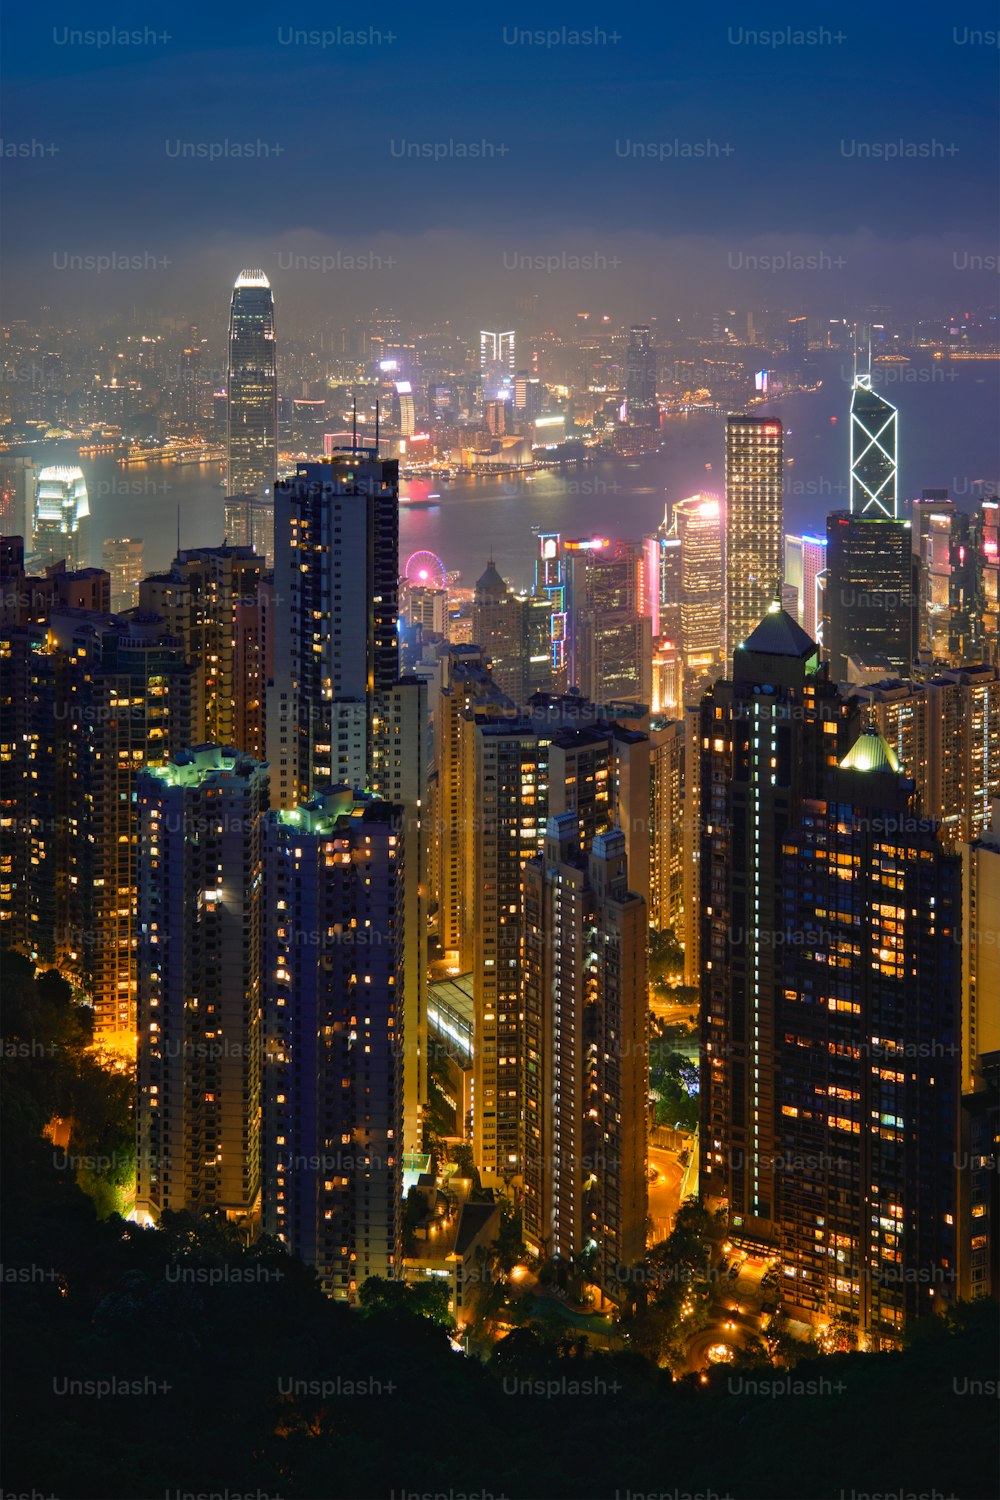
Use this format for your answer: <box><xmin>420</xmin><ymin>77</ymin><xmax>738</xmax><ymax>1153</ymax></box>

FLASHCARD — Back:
<box><xmin>648</xmin><ymin>993</ymin><xmax>699</xmax><ymax>1027</ymax></box>
<box><xmin>647</xmin><ymin>1146</ymin><xmax>684</xmax><ymax>1245</ymax></box>
<box><xmin>682</xmin><ymin>1260</ymin><xmax>772</xmax><ymax>1372</ymax></box>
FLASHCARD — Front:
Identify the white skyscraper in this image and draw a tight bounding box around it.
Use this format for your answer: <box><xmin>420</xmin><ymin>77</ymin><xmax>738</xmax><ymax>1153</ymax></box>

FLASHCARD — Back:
<box><xmin>32</xmin><ymin>466</ymin><xmax>89</xmax><ymax>570</ymax></box>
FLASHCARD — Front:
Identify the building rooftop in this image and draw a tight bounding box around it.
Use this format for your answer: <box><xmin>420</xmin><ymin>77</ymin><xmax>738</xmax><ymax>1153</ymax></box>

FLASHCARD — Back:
<box><xmin>839</xmin><ymin>727</ymin><xmax>902</xmax><ymax>775</ymax></box>
<box><xmin>475</xmin><ymin>558</ymin><xmax>508</xmax><ymax>602</ymax></box>
<box><xmin>454</xmin><ymin>1201</ymin><xmax>501</xmax><ymax>1259</ymax></box>
<box><xmin>739</xmin><ymin>606</ymin><xmax>817</xmax><ymax>659</ymax></box>
<box><xmin>145</xmin><ymin>744</ymin><xmax>266</xmax><ymax>788</ymax></box>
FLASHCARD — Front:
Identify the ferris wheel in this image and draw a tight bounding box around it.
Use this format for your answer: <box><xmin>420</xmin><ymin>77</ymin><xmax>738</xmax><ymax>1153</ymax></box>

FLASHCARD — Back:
<box><xmin>403</xmin><ymin>550</ymin><xmax>447</xmax><ymax>591</ymax></box>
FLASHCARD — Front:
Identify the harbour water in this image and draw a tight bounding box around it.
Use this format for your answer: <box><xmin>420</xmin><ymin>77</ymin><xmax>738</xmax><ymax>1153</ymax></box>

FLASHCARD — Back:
<box><xmin>14</xmin><ymin>350</ymin><xmax>999</xmax><ymax>590</ymax></box>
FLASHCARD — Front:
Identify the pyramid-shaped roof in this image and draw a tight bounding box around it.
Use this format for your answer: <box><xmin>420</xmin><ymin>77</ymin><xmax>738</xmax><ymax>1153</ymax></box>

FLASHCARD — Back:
<box><xmin>475</xmin><ymin>559</ymin><xmax>508</xmax><ymax>602</ymax></box>
<box><xmin>839</xmin><ymin>727</ymin><xmax>902</xmax><ymax>775</ymax></box>
<box><xmin>739</xmin><ymin>607</ymin><xmax>817</xmax><ymax>659</ymax></box>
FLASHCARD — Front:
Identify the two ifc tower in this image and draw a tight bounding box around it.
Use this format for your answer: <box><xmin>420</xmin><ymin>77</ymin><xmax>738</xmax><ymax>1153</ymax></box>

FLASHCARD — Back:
<box><xmin>225</xmin><ymin>274</ymin><xmax>907</xmax><ymax>678</ymax></box>
<box><xmin>226</xmin><ymin>269</ymin><xmax>383</xmax><ymax>516</ymax></box>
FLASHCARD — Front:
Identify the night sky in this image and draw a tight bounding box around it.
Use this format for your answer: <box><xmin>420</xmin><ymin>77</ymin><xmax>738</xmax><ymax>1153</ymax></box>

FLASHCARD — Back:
<box><xmin>3</xmin><ymin>4</ymin><xmax>999</xmax><ymax>323</ymax></box>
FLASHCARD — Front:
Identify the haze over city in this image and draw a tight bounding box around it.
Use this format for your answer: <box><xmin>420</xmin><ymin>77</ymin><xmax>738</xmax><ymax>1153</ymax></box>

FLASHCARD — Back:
<box><xmin>1</xmin><ymin>9</ymin><xmax>998</xmax><ymax>1500</ymax></box>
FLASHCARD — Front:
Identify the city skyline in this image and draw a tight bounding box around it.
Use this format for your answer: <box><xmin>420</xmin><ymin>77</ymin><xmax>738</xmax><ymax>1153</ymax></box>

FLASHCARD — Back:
<box><xmin>2</xmin><ymin>12</ymin><xmax>997</xmax><ymax>1500</ymax></box>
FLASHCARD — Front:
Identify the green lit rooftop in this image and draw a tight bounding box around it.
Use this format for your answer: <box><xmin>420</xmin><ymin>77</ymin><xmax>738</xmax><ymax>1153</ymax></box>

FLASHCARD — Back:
<box><xmin>839</xmin><ymin>727</ymin><xmax>901</xmax><ymax>775</ymax></box>
<box><xmin>144</xmin><ymin>745</ymin><xmax>263</xmax><ymax>788</ymax></box>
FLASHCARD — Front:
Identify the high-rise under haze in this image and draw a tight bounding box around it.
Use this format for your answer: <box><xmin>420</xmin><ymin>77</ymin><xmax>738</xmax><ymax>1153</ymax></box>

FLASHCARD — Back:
<box><xmin>672</xmin><ymin>494</ymin><xmax>724</xmax><ymax>692</ymax></box>
<box><xmin>101</xmin><ymin>536</ymin><xmax>144</xmax><ymax>612</ymax></box>
<box><xmin>824</xmin><ymin>511</ymin><xmax>917</xmax><ymax>681</ymax></box>
<box><xmin>565</xmin><ymin>539</ymin><xmax>652</xmax><ymax>705</ymax></box>
<box><xmin>625</xmin><ymin>324</ymin><xmax>658</xmax><ymax>427</ymax></box>
<box><xmin>724</xmin><ymin>416</ymin><xmax>783</xmax><ymax>659</ymax></box>
<box><xmin>471</xmin><ymin>557</ymin><xmax>552</xmax><ymax>708</ymax></box>
<box><xmin>850</xmin><ymin>371</ymin><xmax>898</xmax><ymax>518</ymax></box>
<box><xmin>823</xmin><ymin>367</ymin><xmax>914</xmax><ymax>680</ymax></box>
<box><xmin>32</xmin><ymin>466</ymin><xmax>89</xmax><ymax>570</ymax></box>
<box><xmin>226</xmin><ymin>270</ymin><xmax>277</xmax><ymax>552</ymax></box>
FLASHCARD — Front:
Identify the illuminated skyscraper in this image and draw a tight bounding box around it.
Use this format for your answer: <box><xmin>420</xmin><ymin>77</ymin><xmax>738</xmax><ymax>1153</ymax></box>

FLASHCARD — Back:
<box><xmin>178</xmin><ymin>344</ymin><xmax>202</xmax><ymax>431</ymax></box>
<box><xmin>850</xmin><ymin>372</ymin><xmax>897</xmax><ymax>518</ymax></box>
<box><xmin>700</xmin><ymin>607</ymin><xmax>961</xmax><ymax>1344</ymax></box>
<box><xmin>648</xmin><ymin>717</ymin><xmax>685</xmax><ymax>933</ymax></box>
<box><xmin>140</xmin><ymin>544</ymin><xmax>265</xmax><ymax>753</ymax></box>
<box><xmin>650</xmin><ymin>638</ymin><xmax>682</xmax><ymax>717</ymax></box>
<box><xmin>977</xmin><ymin>497</ymin><xmax>999</xmax><ymax>652</ymax></box>
<box><xmin>724</xmin><ymin>416</ymin><xmax>783</xmax><ymax>658</ymax></box>
<box><xmin>224</xmin><ymin>493</ymin><xmax>278</xmax><ymax>564</ymax></box>
<box><xmin>534</xmin><ymin>533</ymin><xmax>568</xmax><ymax>688</ymax></box>
<box><xmin>522</xmin><ymin>817</ymin><xmax>647</xmax><ymax>1297</ymax></box>
<box><xmin>136</xmin><ymin>747</ymin><xmax>269</xmax><ymax>1222</ymax></box>
<box><xmin>226</xmin><ymin>270</ymin><xmax>277</xmax><ymax>555</ymax></box>
<box><xmin>0</xmin><ymin>458</ymin><xmax>36</xmax><ymax>541</ymax></box>
<box><xmin>958</xmin><ymin>798</ymin><xmax>1000</xmax><ymax>1303</ymax></box>
<box><xmin>267</xmin><ymin>454</ymin><xmax>399</xmax><ymax>807</ymax></box>
<box><xmin>374</xmin><ymin>676</ymin><xmax>430</xmax><ymax>1156</ymax></box>
<box><xmin>825</xmin><ymin>366</ymin><xmax>915</xmax><ymax>679</ymax></box>
<box><xmin>513</xmin><ymin>371</ymin><xmax>543</xmax><ymax>420</ymax></box>
<box><xmin>565</xmin><ymin>539</ymin><xmax>652</xmax><ymax>706</ymax></box>
<box><xmin>430</xmin><ymin>646</ymin><xmax>514</xmax><ymax>967</ymax></box>
<box><xmin>32</xmin><ymin>466</ymin><xmax>89</xmax><ymax>570</ymax></box>
<box><xmin>673</xmin><ymin>494</ymin><xmax>724</xmax><ymax>692</ymax></box>
<box><xmin>853</xmin><ymin>665</ymin><xmax>1000</xmax><ymax>853</ymax></box>
<box><xmin>480</xmin><ymin>330</ymin><xmax>515</xmax><ymax>392</ymax></box>
<box><xmin>262</xmin><ymin>787</ymin><xmax>405</xmax><ymax>1300</ymax></box>
<box><xmin>480</xmin><ymin>329</ymin><xmax>515</xmax><ymax>370</ymax></box>
<box><xmin>784</xmin><ymin>534</ymin><xmax>826</xmax><ymax>642</ymax></box>
<box><xmin>915</xmin><ymin>503</ymin><xmax>976</xmax><ymax>661</ymax></box>
<box><xmin>1</xmin><ymin>606</ymin><xmax>192</xmax><ymax>1036</ymax></box>
<box><xmin>962</xmin><ymin>798</ymin><xmax>1000</xmax><ymax>1097</ymax></box>
<box><xmin>465</xmin><ymin>702</ymin><xmax>650</xmax><ymax>1179</ymax></box>
<box><xmin>641</xmin><ymin>526</ymin><xmax>682</xmax><ymax>643</ymax></box>
<box><xmin>777</xmin><ymin>729</ymin><xmax>961</xmax><ymax>1343</ymax></box>
<box><xmin>699</xmin><ymin>608</ymin><xmax>857</xmax><ymax>1230</ymax></box>
<box><xmin>101</xmin><ymin>536</ymin><xmax>144</xmax><ymax>612</ymax></box>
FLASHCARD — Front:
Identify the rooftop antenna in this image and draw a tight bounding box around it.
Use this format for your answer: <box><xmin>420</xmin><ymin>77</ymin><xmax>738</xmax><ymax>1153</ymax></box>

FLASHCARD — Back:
<box><xmin>352</xmin><ymin>395</ymin><xmax>357</xmax><ymax>456</ymax></box>
<box><xmin>375</xmin><ymin>398</ymin><xmax>380</xmax><ymax>456</ymax></box>
<box><xmin>176</xmin><ymin>504</ymin><xmax>181</xmax><ymax>559</ymax></box>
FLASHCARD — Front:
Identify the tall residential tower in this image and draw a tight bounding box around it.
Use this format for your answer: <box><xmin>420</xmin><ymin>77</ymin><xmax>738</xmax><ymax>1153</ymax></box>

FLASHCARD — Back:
<box><xmin>267</xmin><ymin>454</ymin><xmax>399</xmax><ymax>806</ymax></box>
<box><xmin>136</xmin><ymin>747</ymin><xmax>269</xmax><ymax>1223</ymax></box>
